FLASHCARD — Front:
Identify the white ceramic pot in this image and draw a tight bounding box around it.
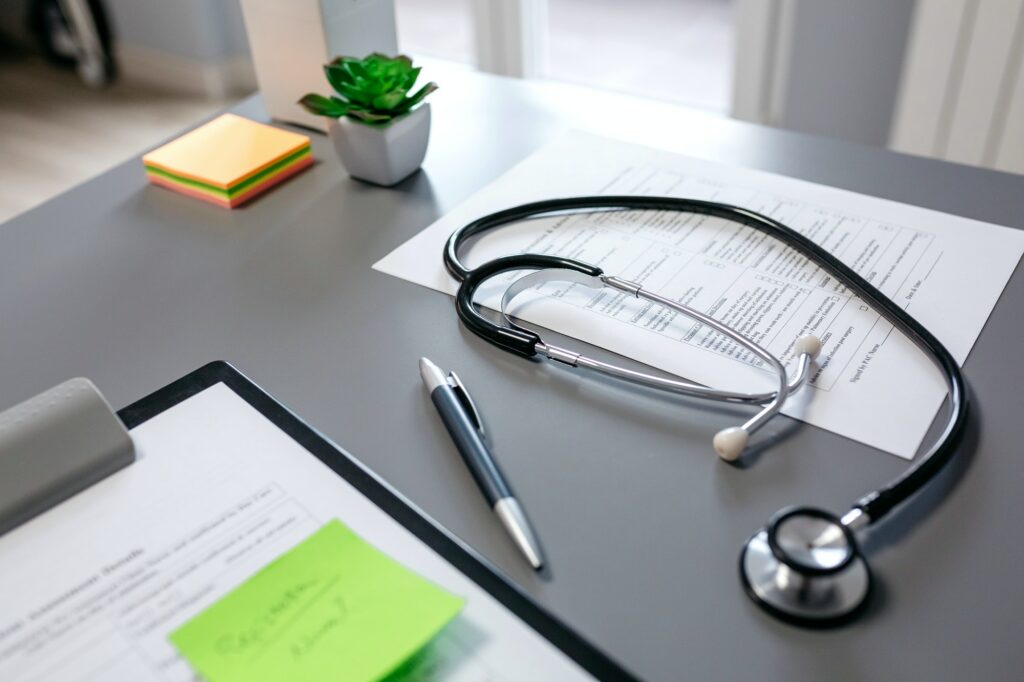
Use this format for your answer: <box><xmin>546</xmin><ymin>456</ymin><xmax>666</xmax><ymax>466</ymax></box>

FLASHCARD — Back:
<box><xmin>328</xmin><ymin>103</ymin><xmax>431</xmax><ymax>186</ymax></box>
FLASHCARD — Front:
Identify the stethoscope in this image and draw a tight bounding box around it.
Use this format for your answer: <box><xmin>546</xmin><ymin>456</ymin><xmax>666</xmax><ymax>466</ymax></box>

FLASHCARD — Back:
<box><xmin>443</xmin><ymin>196</ymin><xmax>968</xmax><ymax>627</ymax></box>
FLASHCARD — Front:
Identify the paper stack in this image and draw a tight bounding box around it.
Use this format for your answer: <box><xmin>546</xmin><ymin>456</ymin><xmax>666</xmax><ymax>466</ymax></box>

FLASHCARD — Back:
<box><xmin>142</xmin><ymin>113</ymin><xmax>313</xmax><ymax>208</ymax></box>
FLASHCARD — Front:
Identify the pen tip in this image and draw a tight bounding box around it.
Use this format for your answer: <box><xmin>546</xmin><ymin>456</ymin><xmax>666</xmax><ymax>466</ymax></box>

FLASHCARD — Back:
<box><xmin>419</xmin><ymin>357</ymin><xmax>446</xmax><ymax>391</ymax></box>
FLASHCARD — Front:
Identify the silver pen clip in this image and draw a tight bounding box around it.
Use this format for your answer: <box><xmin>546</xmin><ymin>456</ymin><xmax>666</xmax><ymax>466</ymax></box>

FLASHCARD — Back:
<box><xmin>446</xmin><ymin>371</ymin><xmax>485</xmax><ymax>438</ymax></box>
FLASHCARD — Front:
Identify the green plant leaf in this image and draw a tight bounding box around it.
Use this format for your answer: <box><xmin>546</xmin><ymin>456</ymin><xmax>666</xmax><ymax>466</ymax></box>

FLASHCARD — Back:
<box><xmin>325</xmin><ymin>69</ymin><xmax>373</xmax><ymax>106</ymax></box>
<box><xmin>323</xmin><ymin>64</ymin><xmax>353</xmax><ymax>97</ymax></box>
<box><xmin>395</xmin><ymin>82</ymin><xmax>438</xmax><ymax>113</ymax></box>
<box><xmin>372</xmin><ymin>90</ymin><xmax>407</xmax><ymax>110</ymax></box>
<box><xmin>340</xmin><ymin>57</ymin><xmax>367</xmax><ymax>82</ymax></box>
<box><xmin>298</xmin><ymin>93</ymin><xmax>351</xmax><ymax>118</ymax></box>
<box><xmin>348</xmin><ymin>109</ymin><xmax>393</xmax><ymax>125</ymax></box>
<box><xmin>321</xmin><ymin>53</ymin><xmax>436</xmax><ymax>117</ymax></box>
<box><xmin>344</xmin><ymin>85</ymin><xmax>375</xmax><ymax>106</ymax></box>
<box><xmin>401</xmin><ymin>66</ymin><xmax>422</xmax><ymax>91</ymax></box>
<box><xmin>333</xmin><ymin>95</ymin><xmax>364</xmax><ymax>110</ymax></box>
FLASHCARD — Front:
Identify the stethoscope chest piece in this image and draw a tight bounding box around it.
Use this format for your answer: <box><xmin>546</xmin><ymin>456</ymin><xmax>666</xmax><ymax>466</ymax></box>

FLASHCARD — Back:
<box><xmin>739</xmin><ymin>506</ymin><xmax>872</xmax><ymax>627</ymax></box>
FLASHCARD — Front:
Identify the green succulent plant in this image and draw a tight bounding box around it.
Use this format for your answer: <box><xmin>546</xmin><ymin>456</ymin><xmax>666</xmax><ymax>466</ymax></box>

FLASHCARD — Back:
<box><xmin>299</xmin><ymin>53</ymin><xmax>437</xmax><ymax>127</ymax></box>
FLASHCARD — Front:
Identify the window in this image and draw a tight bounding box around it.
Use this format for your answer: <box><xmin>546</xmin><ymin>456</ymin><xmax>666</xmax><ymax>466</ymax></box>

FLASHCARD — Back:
<box><xmin>394</xmin><ymin>0</ymin><xmax>734</xmax><ymax>113</ymax></box>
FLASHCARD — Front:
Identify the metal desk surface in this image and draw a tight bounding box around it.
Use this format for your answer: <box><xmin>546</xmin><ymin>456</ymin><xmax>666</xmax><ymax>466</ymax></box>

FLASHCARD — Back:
<box><xmin>3</xmin><ymin>63</ymin><xmax>1024</xmax><ymax>681</ymax></box>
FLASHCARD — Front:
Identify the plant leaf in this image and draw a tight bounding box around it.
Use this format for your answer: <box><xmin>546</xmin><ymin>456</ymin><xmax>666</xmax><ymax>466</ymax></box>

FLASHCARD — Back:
<box><xmin>341</xmin><ymin>57</ymin><xmax>367</xmax><ymax>81</ymax></box>
<box><xmin>401</xmin><ymin>66</ymin><xmax>422</xmax><ymax>91</ymax></box>
<box><xmin>395</xmin><ymin>81</ymin><xmax>438</xmax><ymax>113</ymax></box>
<box><xmin>320</xmin><ymin>54</ymin><xmax>434</xmax><ymax>117</ymax></box>
<box><xmin>324</xmin><ymin>64</ymin><xmax>353</xmax><ymax>96</ymax></box>
<box><xmin>330</xmin><ymin>76</ymin><xmax>373</xmax><ymax>106</ymax></box>
<box><xmin>372</xmin><ymin>90</ymin><xmax>407</xmax><ymax>110</ymax></box>
<box><xmin>298</xmin><ymin>93</ymin><xmax>351</xmax><ymax>118</ymax></box>
<box><xmin>348</xmin><ymin>109</ymin><xmax>392</xmax><ymax>124</ymax></box>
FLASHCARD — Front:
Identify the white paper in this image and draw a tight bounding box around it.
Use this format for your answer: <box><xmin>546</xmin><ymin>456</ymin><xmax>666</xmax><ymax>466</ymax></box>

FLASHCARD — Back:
<box><xmin>0</xmin><ymin>384</ymin><xmax>594</xmax><ymax>682</ymax></box>
<box><xmin>374</xmin><ymin>131</ymin><xmax>1024</xmax><ymax>459</ymax></box>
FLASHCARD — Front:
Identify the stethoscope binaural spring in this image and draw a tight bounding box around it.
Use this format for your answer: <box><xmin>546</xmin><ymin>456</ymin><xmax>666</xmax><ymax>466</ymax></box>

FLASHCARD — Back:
<box><xmin>443</xmin><ymin>195</ymin><xmax>969</xmax><ymax>627</ymax></box>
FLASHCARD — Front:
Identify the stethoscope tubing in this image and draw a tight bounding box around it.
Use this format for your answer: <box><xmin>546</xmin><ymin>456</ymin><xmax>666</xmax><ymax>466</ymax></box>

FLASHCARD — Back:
<box><xmin>444</xmin><ymin>195</ymin><xmax>969</xmax><ymax>526</ymax></box>
<box><xmin>633</xmin><ymin>285</ymin><xmax>789</xmax><ymax>436</ymax></box>
<box><xmin>461</xmin><ymin>255</ymin><xmax>812</xmax><ymax>459</ymax></box>
<box><xmin>569</xmin><ymin>335</ymin><xmax>813</xmax><ymax>405</ymax></box>
<box><xmin>497</xmin><ymin>265</ymin><xmax>809</xmax><ymax>408</ymax></box>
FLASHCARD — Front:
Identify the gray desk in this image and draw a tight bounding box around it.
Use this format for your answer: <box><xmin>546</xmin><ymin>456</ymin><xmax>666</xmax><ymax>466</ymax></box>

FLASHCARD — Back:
<box><xmin>3</xmin><ymin>63</ymin><xmax>1024</xmax><ymax>680</ymax></box>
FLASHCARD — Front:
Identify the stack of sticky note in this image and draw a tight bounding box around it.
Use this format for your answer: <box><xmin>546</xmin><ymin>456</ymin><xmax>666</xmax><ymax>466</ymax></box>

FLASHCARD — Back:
<box><xmin>143</xmin><ymin>113</ymin><xmax>313</xmax><ymax>208</ymax></box>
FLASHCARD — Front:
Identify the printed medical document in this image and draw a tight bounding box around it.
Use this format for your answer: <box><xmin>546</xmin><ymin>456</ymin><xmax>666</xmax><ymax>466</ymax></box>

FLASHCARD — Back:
<box><xmin>0</xmin><ymin>384</ymin><xmax>595</xmax><ymax>681</ymax></box>
<box><xmin>374</xmin><ymin>131</ymin><xmax>1024</xmax><ymax>459</ymax></box>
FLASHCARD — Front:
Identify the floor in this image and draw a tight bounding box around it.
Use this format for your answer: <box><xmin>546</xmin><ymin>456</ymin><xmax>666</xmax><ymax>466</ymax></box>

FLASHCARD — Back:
<box><xmin>0</xmin><ymin>46</ymin><xmax>230</xmax><ymax>224</ymax></box>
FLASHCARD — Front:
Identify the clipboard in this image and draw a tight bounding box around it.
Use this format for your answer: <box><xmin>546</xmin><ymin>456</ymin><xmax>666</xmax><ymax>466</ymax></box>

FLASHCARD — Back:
<box><xmin>114</xmin><ymin>361</ymin><xmax>637</xmax><ymax>681</ymax></box>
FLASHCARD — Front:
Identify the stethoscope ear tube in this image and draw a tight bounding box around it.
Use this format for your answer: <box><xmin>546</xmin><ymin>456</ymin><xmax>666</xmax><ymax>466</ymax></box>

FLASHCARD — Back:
<box><xmin>455</xmin><ymin>255</ymin><xmax>605</xmax><ymax>357</ymax></box>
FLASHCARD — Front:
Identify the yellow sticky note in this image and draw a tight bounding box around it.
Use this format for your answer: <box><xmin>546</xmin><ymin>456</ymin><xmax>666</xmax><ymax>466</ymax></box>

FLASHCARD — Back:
<box><xmin>142</xmin><ymin>113</ymin><xmax>310</xmax><ymax>189</ymax></box>
<box><xmin>170</xmin><ymin>520</ymin><xmax>465</xmax><ymax>682</ymax></box>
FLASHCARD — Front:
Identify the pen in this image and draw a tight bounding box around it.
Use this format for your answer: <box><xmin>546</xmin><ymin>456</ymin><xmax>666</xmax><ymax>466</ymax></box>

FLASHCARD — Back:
<box><xmin>419</xmin><ymin>357</ymin><xmax>545</xmax><ymax>570</ymax></box>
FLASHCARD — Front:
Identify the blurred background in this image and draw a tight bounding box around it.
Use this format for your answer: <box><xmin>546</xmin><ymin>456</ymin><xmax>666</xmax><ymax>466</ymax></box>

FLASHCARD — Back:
<box><xmin>1</xmin><ymin>0</ymin><xmax>1022</xmax><ymax>223</ymax></box>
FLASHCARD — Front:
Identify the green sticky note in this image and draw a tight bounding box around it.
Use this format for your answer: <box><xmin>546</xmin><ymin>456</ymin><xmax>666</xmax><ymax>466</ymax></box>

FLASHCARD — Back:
<box><xmin>170</xmin><ymin>519</ymin><xmax>465</xmax><ymax>682</ymax></box>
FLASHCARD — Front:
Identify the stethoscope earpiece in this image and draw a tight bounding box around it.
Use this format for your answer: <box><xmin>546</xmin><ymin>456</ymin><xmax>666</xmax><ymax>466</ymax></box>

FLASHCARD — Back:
<box><xmin>712</xmin><ymin>427</ymin><xmax>749</xmax><ymax>461</ymax></box>
<box><xmin>740</xmin><ymin>506</ymin><xmax>872</xmax><ymax>627</ymax></box>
